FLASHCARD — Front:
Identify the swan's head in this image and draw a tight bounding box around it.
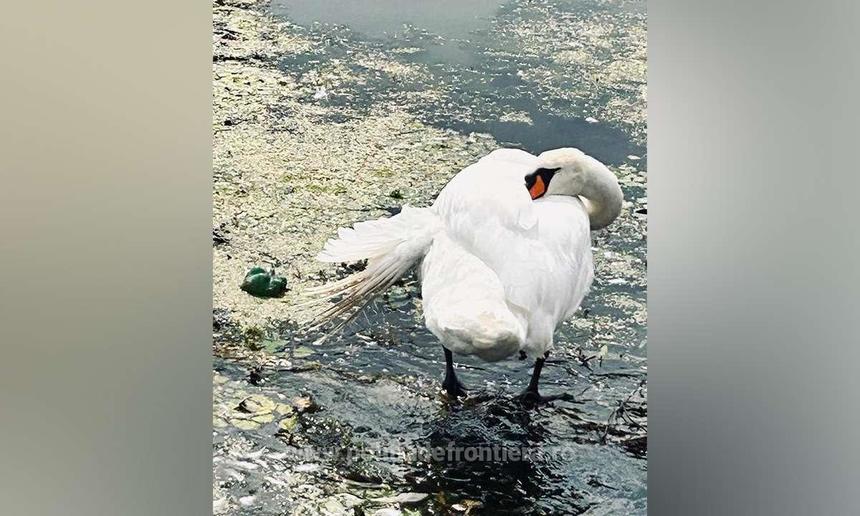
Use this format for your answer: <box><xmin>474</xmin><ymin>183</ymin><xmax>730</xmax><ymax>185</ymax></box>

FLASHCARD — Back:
<box><xmin>524</xmin><ymin>147</ymin><xmax>623</xmax><ymax>229</ymax></box>
<box><xmin>524</xmin><ymin>147</ymin><xmax>588</xmax><ymax>199</ymax></box>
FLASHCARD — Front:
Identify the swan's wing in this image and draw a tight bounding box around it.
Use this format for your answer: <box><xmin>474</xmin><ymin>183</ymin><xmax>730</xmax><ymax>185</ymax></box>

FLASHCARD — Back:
<box><xmin>433</xmin><ymin>148</ymin><xmax>542</xmax><ymax>234</ymax></box>
<box><xmin>433</xmin><ymin>149</ymin><xmax>544</xmax><ymax>311</ymax></box>
<box><xmin>530</xmin><ymin>196</ymin><xmax>594</xmax><ymax>320</ymax></box>
<box><xmin>433</xmin><ymin>150</ymin><xmax>593</xmax><ymax>334</ymax></box>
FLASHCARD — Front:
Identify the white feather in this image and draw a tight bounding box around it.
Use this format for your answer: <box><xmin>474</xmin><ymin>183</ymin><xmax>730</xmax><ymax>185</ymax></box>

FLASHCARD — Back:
<box><xmin>307</xmin><ymin>206</ymin><xmax>440</xmax><ymax>336</ymax></box>
<box><xmin>309</xmin><ymin>147</ymin><xmax>618</xmax><ymax>360</ymax></box>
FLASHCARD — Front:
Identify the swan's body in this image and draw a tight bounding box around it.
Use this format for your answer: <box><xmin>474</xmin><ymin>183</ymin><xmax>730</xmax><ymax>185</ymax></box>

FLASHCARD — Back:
<box><xmin>421</xmin><ymin>149</ymin><xmax>593</xmax><ymax>361</ymax></box>
<box><xmin>310</xmin><ymin>147</ymin><xmax>622</xmax><ymax>401</ymax></box>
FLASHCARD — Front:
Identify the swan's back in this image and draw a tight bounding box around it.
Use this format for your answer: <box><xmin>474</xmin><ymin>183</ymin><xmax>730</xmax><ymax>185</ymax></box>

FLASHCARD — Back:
<box><xmin>422</xmin><ymin>149</ymin><xmax>593</xmax><ymax>359</ymax></box>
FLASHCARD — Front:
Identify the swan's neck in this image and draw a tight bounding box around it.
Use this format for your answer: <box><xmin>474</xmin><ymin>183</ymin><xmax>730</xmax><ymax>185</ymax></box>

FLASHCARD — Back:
<box><xmin>537</xmin><ymin>148</ymin><xmax>624</xmax><ymax>230</ymax></box>
<box><xmin>578</xmin><ymin>161</ymin><xmax>624</xmax><ymax>230</ymax></box>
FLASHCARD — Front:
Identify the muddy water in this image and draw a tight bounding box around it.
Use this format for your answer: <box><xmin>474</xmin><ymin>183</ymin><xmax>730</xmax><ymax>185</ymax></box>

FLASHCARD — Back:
<box><xmin>213</xmin><ymin>0</ymin><xmax>646</xmax><ymax>514</ymax></box>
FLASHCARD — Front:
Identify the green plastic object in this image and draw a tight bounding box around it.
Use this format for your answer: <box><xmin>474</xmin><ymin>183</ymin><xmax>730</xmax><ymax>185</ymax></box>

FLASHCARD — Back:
<box><xmin>241</xmin><ymin>267</ymin><xmax>288</xmax><ymax>298</ymax></box>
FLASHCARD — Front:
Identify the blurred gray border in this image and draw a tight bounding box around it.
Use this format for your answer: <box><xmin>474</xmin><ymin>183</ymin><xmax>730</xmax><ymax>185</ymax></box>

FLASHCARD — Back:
<box><xmin>650</xmin><ymin>0</ymin><xmax>860</xmax><ymax>513</ymax></box>
<box><xmin>2</xmin><ymin>0</ymin><xmax>859</xmax><ymax>514</ymax></box>
<box><xmin>0</xmin><ymin>0</ymin><xmax>213</xmax><ymax>514</ymax></box>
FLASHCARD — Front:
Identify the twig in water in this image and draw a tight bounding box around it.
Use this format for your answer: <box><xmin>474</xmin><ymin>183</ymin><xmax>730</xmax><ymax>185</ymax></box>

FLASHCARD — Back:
<box><xmin>601</xmin><ymin>379</ymin><xmax>646</xmax><ymax>444</ymax></box>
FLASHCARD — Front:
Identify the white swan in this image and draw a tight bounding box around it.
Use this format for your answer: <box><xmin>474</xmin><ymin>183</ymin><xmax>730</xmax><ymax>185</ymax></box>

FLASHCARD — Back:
<box><xmin>309</xmin><ymin>147</ymin><xmax>623</xmax><ymax>402</ymax></box>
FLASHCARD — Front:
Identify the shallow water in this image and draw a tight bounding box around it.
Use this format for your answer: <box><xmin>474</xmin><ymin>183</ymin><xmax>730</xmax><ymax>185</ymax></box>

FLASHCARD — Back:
<box><xmin>214</xmin><ymin>0</ymin><xmax>646</xmax><ymax>513</ymax></box>
<box><xmin>272</xmin><ymin>0</ymin><xmax>503</xmax><ymax>40</ymax></box>
<box><xmin>270</xmin><ymin>0</ymin><xmax>647</xmax><ymax>163</ymax></box>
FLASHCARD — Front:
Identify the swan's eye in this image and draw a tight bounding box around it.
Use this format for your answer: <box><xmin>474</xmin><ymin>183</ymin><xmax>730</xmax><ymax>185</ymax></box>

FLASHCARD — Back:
<box><xmin>524</xmin><ymin>167</ymin><xmax>560</xmax><ymax>200</ymax></box>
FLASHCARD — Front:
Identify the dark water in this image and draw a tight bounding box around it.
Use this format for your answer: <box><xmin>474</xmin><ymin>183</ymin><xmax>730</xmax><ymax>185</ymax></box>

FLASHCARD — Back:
<box><xmin>215</xmin><ymin>0</ymin><xmax>646</xmax><ymax>513</ymax></box>
<box><xmin>215</xmin><ymin>272</ymin><xmax>646</xmax><ymax>513</ymax></box>
<box><xmin>272</xmin><ymin>0</ymin><xmax>502</xmax><ymax>40</ymax></box>
<box><xmin>270</xmin><ymin>0</ymin><xmax>647</xmax><ymax>165</ymax></box>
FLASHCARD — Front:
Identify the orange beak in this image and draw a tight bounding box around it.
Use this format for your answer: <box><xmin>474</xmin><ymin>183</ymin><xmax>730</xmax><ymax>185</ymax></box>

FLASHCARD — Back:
<box><xmin>525</xmin><ymin>167</ymin><xmax>559</xmax><ymax>200</ymax></box>
<box><xmin>528</xmin><ymin>175</ymin><xmax>546</xmax><ymax>200</ymax></box>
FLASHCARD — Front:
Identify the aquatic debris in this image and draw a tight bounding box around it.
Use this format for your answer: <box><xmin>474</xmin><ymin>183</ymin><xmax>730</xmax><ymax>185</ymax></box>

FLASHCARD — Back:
<box><xmin>292</xmin><ymin>394</ymin><xmax>320</xmax><ymax>414</ymax></box>
<box><xmin>371</xmin><ymin>509</ymin><xmax>402</xmax><ymax>516</ymax></box>
<box><xmin>213</xmin><ymin>222</ymin><xmax>231</xmax><ymax>245</ymax></box>
<box><xmin>498</xmin><ymin>111</ymin><xmax>534</xmax><ymax>125</ymax></box>
<box><xmin>213</xmin><ymin>496</ymin><xmax>229</xmax><ymax>513</ymax></box>
<box><xmin>261</xmin><ymin>339</ymin><xmax>287</xmax><ymax>353</ymax></box>
<box><xmin>238</xmin><ymin>393</ymin><xmax>277</xmax><ymax>414</ymax></box>
<box><xmin>277</xmin><ymin>414</ymin><xmax>299</xmax><ymax>433</ymax></box>
<box><xmin>313</xmin><ymin>86</ymin><xmax>329</xmax><ymax>100</ymax></box>
<box><xmin>232</xmin><ymin>418</ymin><xmax>263</xmax><ymax>431</ymax></box>
<box><xmin>370</xmin><ymin>492</ymin><xmax>429</xmax><ymax>505</ymax></box>
<box><xmin>241</xmin><ymin>266</ymin><xmax>288</xmax><ymax>297</ymax></box>
<box><xmin>291</xmin><ymin>345</ymin><xmax>314</xmax><ymax>358</ymax></box>
<box><xmin>489</xmin><ymin>1</ymin><xmax>647</xmax><ymax>145</ymax></box>
<box><xmin>450</xmin><ymin>500</ymin><xmax>484</xmax><ymax>514</ymax></box>
<box><xmin>223</xmin><ymin>391</ymin><xmax>296</xmax><ymax>430</ymax></box>
<box><xmin>318</xmin><ymin>493</ymin><xmax>364</xmax><ymax>515</ymax></box>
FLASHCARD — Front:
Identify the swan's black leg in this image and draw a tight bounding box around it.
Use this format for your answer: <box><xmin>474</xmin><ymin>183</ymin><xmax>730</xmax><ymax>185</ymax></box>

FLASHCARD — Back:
<box><xmin>441</xmin><ymin>347</ymin><xmax>468</xmax><ymax>398</ymax></box>
<box><xmin>519</xmin><ymin>351</ymin><xmax>573</xmax><ymax>406</ymax></box>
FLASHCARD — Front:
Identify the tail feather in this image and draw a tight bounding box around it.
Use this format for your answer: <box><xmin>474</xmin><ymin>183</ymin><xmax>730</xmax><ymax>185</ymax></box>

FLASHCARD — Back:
<box><xmin>305</xmin><ymin>205</ymin><xmax>439</xmax><ymax>337</ymax></box>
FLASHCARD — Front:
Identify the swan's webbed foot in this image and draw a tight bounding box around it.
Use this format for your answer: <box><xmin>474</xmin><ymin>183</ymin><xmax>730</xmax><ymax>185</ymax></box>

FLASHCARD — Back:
<box><xmin>442</xmin><ymin>374</ymin><xmax>469</xmax><ymax>399</ymax></box>
<box><xmin>517</xmin><ymin>388</ymin><xmax>573</xmax><ymax>407</ymax></box>
<box><xmin>517</xmin><ymin>351</ymin><xmax>573</xmax><ymax>406</ymax></box>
